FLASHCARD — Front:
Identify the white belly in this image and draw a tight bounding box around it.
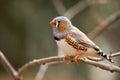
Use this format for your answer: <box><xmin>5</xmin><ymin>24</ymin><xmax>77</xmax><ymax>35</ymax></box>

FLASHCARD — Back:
<box><xmin>56</xmin><ymin>39</ymin><xmax>99</xmax><ymax>58</ymax></box>
<box><xmin>56</xmin><ymin>39</ymin><xmax>78</xmax><ymax>56</ymax></box>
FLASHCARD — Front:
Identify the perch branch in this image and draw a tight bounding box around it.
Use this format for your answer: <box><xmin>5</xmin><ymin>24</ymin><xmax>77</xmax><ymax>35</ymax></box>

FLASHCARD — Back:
<box><xmin>18</xmin><ymin>56</ymin><xmax>63</xmax><ymax>77</ymax></box>
<box><xmin>0</xmin><ymin>51</ymin><xmax>20</xmax><ymax>80</ymax></box>
<box><xmin>110</xmin><ymin>51</ymin><xmax>120</xmax><ymax>57</ymax></box>
<box><xmin>18</xmin><ymin>52</ymin><xmax>120</xmax><ymax>77</ymax></box>
<box><xmin>80</xmin><ymin>58</ymin><xmax>120</xmax><ymax>73</ymax></box>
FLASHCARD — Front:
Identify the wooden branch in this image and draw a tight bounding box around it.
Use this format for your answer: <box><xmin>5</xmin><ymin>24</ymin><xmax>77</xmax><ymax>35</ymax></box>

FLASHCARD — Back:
<box><xmin>0</xmin><ymin>51</ymin><xmax>21</xmax><ymax>80</ymax></box>
<box><xmin>110</xmin><ymin>52</ymin><xmax>120</xmax><ymax>57</ymax></box>
<box><xmin>18</xmin><ymin>52</ymin><xmax>120</xmax><ymax>77</ymax></box>
<box><xmin>52</xmin><ymin>0</ymin><xmax>89</xmax><ymax>19</ymax></box>
<box><xmin>80</xmin><ymin>58</ymin><xmax>120</xmax><ymax>73</ymax></box>
<box><xmin>0</xmin><ymin>51</ymin><xmax>120</xmax><ymax>79</ymax></box>
<box><xmin>35</xmin><ymin>65</ymin><xmax>49</xmax><ymax>80</ymax></box>
<box><xmin>88</xmin><ymin>11</ymin><xmax>120</xmax><ymax>40</ymax></box>
<box><xmin>52</xmin><ymin>0</ymin><xmax>66</xmax><ymax>15</ymax></box>
<box><xmin>18</xmin><ymin>56</ymin><xmax>63</xmax><ymax>77</ymax></box>
<box><xmin>64</xmin><ymin>0</ymin><xmax>89</xmax><ymax>19</ymax></box>
<box><xmin>105</xmin><ymin>29</ymin><xmax>120</xmax><ymax>50</ymax></box>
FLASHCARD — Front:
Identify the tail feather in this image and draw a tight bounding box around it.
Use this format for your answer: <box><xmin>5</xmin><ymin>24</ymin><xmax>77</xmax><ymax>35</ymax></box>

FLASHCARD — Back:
<box><xmin>96</xmin><ymin>49</ymin><xmax>113</xmax><ymax>63</ymax></box>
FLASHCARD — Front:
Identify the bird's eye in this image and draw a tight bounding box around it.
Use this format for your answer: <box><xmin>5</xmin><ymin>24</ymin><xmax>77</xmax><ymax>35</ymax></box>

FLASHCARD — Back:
<box><xmin>58</xmin><ymin>21</ymin><xmax>61</xmax><ymax>23</ymax></box>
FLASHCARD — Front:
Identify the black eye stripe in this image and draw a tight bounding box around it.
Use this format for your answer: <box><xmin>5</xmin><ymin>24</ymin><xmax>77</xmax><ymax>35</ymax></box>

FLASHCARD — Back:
<box><xmin>57</xmin><ymin>21</ymin><xmax>61</xmax><ymax>28</ymax></box>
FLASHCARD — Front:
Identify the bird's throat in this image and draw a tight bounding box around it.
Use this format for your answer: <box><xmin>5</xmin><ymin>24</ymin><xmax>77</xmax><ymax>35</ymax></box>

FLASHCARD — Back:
<box><xmin>54</xmin><ymin>36</ymin><xmax>61</xmax><ymax>41</ymax></box>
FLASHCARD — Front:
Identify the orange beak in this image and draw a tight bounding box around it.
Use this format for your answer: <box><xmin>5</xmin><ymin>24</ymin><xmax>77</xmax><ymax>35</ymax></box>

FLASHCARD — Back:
<box><xmin>49</xmin><ymin>20</ymin><xmax>56</xmax><ymax>26</ymax></box>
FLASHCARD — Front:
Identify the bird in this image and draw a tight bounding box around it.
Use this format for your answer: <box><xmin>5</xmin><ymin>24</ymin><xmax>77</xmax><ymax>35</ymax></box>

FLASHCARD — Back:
<box><xmin>49</xmin><ymin>16</ymin><xmax>113</xmax><ymax>63</ymax></box>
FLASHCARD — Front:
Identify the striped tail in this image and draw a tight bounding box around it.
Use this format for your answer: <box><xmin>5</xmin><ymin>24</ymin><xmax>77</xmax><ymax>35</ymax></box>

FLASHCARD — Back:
<box><xmin>96</xmin><ymin>49</ymin><xmax>113</xmax><ymax>63</ymax></box>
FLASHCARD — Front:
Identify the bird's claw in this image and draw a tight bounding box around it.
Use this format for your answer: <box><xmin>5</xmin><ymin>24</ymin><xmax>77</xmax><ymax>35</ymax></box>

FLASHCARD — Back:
<box><xmin>73</xmin><ymin>54</ymin><xmax>81</xmax><ymax>64</ymax></box>
<box><xmin>63</xmin><ymin>54</ymin><xmax>72</xmax><ymax>64</ymax></box>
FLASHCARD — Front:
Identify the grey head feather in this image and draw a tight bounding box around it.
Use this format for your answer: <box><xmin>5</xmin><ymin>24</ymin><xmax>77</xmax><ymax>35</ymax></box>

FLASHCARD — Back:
<box><xmin>52</xmin><ymin>16</ymin><xmax>73</xmax><ymax>40</ymax></box>
<box><xmin>54</xmin><ymin>16</ymin><xmax>72</xmax><ymax>26</ymax></box>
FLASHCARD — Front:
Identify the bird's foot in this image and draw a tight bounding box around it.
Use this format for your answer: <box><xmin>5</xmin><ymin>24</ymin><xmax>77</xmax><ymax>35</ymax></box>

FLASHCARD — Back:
<box><xmin>63</xmin><ymin>54</ymin><xmax>72</xmax><ymax>64</ymax></box>
<box><xmin>73</xmin><ymin>54</ymin><xmax>81</xmax><ymax>64</ymax></box>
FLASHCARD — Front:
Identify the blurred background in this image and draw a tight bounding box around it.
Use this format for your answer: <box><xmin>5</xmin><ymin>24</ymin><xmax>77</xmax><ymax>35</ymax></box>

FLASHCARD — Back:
<box><xmin>0</xmin><ymin>0</ymin><xmax>120</xmax><ymax>80</ymax></box>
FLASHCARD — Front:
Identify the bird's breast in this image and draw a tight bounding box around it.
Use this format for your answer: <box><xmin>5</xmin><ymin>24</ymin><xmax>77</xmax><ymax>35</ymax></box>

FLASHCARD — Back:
<box><xmin>56</xmin><ymin>39</ymin><xmax>78</xmax><ymax>56</ymax></box>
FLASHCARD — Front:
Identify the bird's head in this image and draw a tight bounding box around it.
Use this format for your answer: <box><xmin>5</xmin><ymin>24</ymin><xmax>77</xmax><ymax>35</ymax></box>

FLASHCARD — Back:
<box><xmin>49</xmin><ymin>16</ymin><xmax>72</xmax><ymax>32</ymax></box>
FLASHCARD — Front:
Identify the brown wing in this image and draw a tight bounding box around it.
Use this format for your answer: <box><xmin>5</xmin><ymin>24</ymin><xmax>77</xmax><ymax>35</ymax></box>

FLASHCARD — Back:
<box><xmin>64</xmin><ymin>33</ymin><xmax>88</xmax><ymax>51</ymax></box>
<box><xmin>68</xmin><ymin>26</ymin><xmax>100</xmax><ymax>50</ymax></box>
